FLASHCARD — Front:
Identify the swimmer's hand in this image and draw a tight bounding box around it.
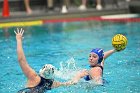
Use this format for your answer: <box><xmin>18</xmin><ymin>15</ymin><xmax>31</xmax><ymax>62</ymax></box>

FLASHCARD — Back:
<box><xmin>14</xmin><ymin>28</ymin><xmax>24</xmax><ymax>40</ymax></box>
<box><xmin>115</xmin><ymin>48</ymin><xmax>125</xmax><ymax>52</ymax></box>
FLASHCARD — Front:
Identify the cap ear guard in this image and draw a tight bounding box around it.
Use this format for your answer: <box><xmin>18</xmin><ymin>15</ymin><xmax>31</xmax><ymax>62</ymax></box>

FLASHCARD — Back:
<box><xmin>39</xmin><ymin>64</ymin><xmax>55</xmax><ymax>79</ymax></box>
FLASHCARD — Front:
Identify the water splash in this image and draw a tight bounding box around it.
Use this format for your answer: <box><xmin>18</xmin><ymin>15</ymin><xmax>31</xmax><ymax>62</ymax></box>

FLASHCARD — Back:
<box><xmin>61</xmin><ymin>57</ymin><xmax>77</xmax><ymax>70</ymax></box>
<box><xmin>54</xmin><ymin>57</ymin><xmax>81</xmax><ymax>80</ymax></box>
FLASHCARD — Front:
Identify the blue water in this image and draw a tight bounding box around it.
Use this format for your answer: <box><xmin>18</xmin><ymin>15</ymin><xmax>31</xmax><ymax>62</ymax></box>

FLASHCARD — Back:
<box><xmin>0</xmin><ymin>20</ymin><xmax>140</xmax><ymax>93</ymax></box>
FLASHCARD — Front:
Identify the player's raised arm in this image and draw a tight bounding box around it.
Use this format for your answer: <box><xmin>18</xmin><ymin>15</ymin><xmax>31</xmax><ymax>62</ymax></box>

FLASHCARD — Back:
<box><xmin>15</xmin><ymin>28</ymin><xmax>39</xmax><ymax>81</ymax></box>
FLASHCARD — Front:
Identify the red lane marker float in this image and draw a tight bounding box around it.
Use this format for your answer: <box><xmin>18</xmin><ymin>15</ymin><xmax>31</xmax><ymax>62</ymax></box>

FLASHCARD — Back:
<box><xmin>99</xmin><ymin>18</ymin><xmax>140</xmax><ymax>22</ymax></box>
<box><xmin>43</xmin><ymin>16</ymin><xmax>140</xmax><ymax>24</ymax></box>
<box><xmin>43</xmin><ymin>17</ymin><xmax>100</xmax><ymax>23</ymax></box>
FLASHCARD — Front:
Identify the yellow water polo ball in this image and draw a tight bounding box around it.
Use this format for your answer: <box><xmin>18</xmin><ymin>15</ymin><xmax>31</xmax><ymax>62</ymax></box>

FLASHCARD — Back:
<box><xmin>112</xmin><ymin>34</ymin><xmax>128</xmax><ymax>51</ymax></box>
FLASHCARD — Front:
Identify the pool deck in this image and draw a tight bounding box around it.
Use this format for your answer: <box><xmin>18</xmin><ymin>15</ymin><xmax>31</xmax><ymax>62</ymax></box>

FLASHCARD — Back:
<box><xmin>1</xmin><ymin>0</ymin><xmax>140</xmax><ymax>24</ymax></box>
<box><xmin>0</xmin><ymin>4</ymin><xmax>130</xmax><ymax>23</ymax></box>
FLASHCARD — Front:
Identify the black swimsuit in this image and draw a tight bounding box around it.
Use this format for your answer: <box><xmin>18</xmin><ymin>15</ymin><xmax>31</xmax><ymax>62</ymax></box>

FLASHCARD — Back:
<box><xmin>17</xmin><ymin>76</ymin><xmax>54</xmax><ymax>93</ymax></box>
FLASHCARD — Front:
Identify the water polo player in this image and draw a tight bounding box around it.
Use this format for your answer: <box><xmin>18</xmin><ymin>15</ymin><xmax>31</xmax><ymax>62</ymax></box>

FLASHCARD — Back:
<box><xmin>81</xmin><ymin>47</ymin><xmax>126</xmax><ymax>85</ymax></box>
<box><xmin>14</xmin><ymin>28</ymin><xmax>84</xmax><ymax>93</ymax></box>
<box><xmin>77</xmin><ymin>34</ymin><xmax>128</xmax><ymax>85</ymax></box>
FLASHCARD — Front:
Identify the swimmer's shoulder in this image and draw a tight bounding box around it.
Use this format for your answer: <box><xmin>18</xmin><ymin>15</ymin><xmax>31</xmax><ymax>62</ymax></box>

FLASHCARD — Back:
<box><xmin>91</xmin><ymin>66</ymin><xmax>103</xmax><ymax>71</ymax></box>
<box><xmin>26</xmin><ymin>75</ymin><xmax>41</xmax><ymax>87</ymax></box>
<box><xmin>90</xmin><ymin>66</ymin><xmax>103</xmax><ymax>77</ymax></box>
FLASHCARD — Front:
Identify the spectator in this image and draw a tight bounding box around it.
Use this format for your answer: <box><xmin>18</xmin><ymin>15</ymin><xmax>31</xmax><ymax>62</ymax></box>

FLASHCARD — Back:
<box><xmin>78</xmin><ymin>0</ymin><xmax>87</xmax><ymax>10</ymax></box>
<box><xmin>126</xmin><ymin>0</ymin><xmax>131</xmax><ymax>2</ymax></box>
<box><xmin>61</xmin><ymin>0</ymin><xmax>70</xmax><ymax>13</ymax></box>
<box><xmin>79</xmin><ymin>0</ymin><xmax>103</xmax><ymax>11</ymax></box>
<box><xmin>46</xmin><ymin>0</ymin><xmax>54</xmax><ymax>11</ymax></box>
<box><xmin>24</xmin><ymin>0</ymin><xmax>32</xmax><ymax>14</ymax></box>
<box><xmin>24</xmin><ymin>0</ymin><xmax>54</xmax><ymax>14</ymax></box>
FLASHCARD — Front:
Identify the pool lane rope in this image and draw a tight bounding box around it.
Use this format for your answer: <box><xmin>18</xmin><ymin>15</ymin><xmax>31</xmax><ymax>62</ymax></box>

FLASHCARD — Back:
<box><xmin>0</xmin><ymin>14</ymin><xmax>140</xmax><ymax>28</ymax></box>
<box><xmin>0</xmin><ymin>20</ymin><xmax>42</xmax><ymax>28</ymax></box>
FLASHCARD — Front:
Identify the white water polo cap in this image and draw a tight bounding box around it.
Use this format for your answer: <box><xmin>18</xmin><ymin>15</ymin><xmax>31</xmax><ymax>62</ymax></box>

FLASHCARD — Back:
<box><xmin>39</xmin><ymin>64</ymin><xmax>55</xmax><ymax>79</ymax></box>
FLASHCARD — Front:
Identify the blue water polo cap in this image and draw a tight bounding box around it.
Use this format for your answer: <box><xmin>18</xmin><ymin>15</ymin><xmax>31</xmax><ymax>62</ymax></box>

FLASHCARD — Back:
<box><xmin>91</xmin><ymin>48</ymin><xmax>104</xmax><ymax>63</ymax></box>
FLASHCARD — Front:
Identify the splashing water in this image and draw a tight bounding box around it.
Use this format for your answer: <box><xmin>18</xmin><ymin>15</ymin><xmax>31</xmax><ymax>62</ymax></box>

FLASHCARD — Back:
<box><xmin>54</xmin><ymin>58</ymin><xmax>106</xmax><ymax>90</ymax></box>
<box><xmin>54</xmin><ymin>57</ymin><xmax>81</xmax><ymax>80</ymax></box>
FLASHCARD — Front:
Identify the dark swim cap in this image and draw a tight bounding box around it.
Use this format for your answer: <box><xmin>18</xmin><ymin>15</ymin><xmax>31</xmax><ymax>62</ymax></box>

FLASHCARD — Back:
<box><xmin>91</xmin><ymin>48</ymin><xmax>104</xmax><ymax>63</ymax></box>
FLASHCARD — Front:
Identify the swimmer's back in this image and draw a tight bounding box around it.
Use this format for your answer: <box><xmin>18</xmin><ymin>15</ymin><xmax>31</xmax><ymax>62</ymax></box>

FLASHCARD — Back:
<box><xmin>17</xmin><ymin>76</ymin><xmax>54</xmax><ymax>93</ymax></box>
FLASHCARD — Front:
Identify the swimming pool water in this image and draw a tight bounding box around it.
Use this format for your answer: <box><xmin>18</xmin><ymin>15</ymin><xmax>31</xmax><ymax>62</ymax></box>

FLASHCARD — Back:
<box><xmin>0</xmin><ymin>20</ymin><xmax>140</xmax><ymax>93</ymax></box>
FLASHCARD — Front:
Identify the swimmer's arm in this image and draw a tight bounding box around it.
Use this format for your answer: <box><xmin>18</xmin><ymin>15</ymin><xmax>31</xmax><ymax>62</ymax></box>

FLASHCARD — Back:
<box><xmin>52</xmin><ymin>70</ymin><xmax>88</xmax><ymax>88</ymax></box>
<box><xmin>52</xmin><ymin>77</ymin><xmax>80</xmax><ymax>88</ymax></box>
<box><xmin>52</xmin><ymin>72</ymin><xmax>85</xmax><ymax>88</ymax></box>
<box><xmin>103</xmin><ymin>49</ymin><xmax>116</xmax><ymax>59</ymax></box>
<box><xmin>15</xmin><ymin>28</ymin><xmax>39</xmax><ymax>80</ymax></box>
<box><xmin>52</xmin><ymin>80</ymin><xmax>76</xmax><ymax>88</ymax></box>
<box><xmin>101</xmin><ymin>49</ymin><xmax>116</xmax><ymax>67</ymax></box>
